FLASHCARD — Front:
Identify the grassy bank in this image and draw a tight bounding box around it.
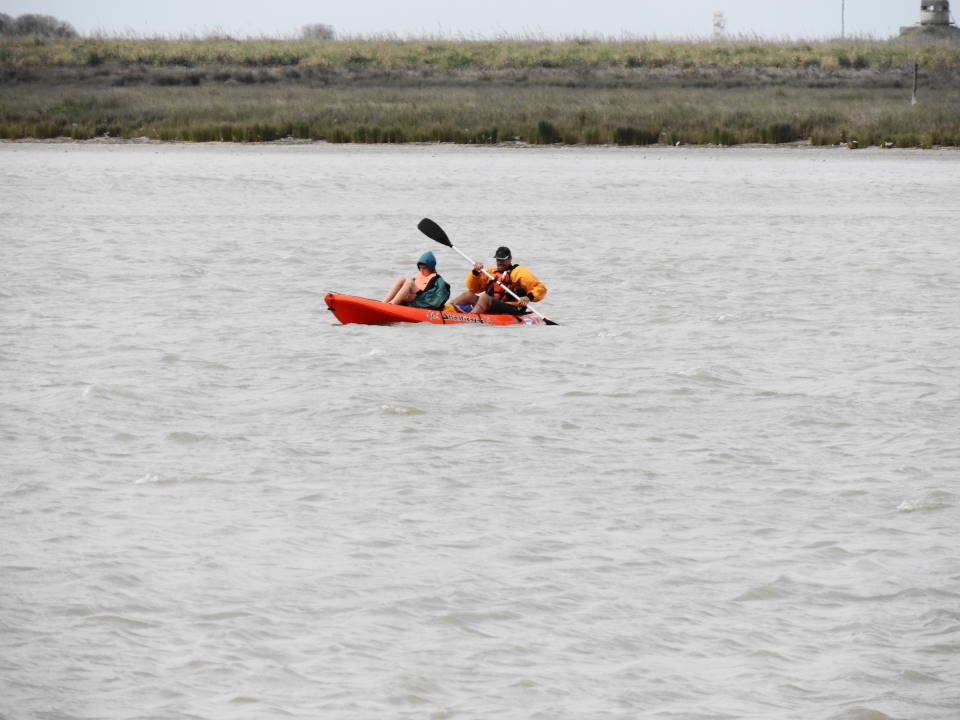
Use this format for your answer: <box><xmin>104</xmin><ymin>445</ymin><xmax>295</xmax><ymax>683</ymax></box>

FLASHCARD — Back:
<box><xmin>2</xmin><ymin>37</ymin><xmax>960</xmax><ymax>147</ymax></box>
<box><xmin>6</xmin><ymin>36</ymin><xmax>960</xmax><ymax>71</ymax></box>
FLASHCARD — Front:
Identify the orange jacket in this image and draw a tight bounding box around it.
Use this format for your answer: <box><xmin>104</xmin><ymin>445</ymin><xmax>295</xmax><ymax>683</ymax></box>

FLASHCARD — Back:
<box><xmin>465</xmin><ymin>264</ymin><xmax>547</xmax><ymax>304</ymax></box>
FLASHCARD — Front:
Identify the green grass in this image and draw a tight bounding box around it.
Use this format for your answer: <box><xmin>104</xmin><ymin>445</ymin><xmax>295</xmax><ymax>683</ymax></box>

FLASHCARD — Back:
<box><xmin>5</xmin><ymin>36</ymin><xmax>960</xmax><ymax>70</ymax></box>
<box><xmin>2</xmin><ymin>37</ymin><xmax>959</xmax><ymax>147</ymax></box>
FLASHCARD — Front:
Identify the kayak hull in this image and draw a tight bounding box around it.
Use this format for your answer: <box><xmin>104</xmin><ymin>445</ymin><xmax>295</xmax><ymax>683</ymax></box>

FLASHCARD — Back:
<box><xmin>325</xmin><ymin>293</ymin><xmax>550</xmax><ymax>326</ymax></box>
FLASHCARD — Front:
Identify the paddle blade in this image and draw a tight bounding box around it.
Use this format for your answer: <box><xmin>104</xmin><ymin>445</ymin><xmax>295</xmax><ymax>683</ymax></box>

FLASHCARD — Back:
<box><xmin>417</xmin><ymin>218</ymin><xmax>452</xmax><ymax>247</ymax></box>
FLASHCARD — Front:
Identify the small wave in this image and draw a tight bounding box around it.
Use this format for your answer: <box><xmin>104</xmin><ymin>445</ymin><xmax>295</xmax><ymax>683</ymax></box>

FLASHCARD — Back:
<box><xmin>135</xmin><ymin>473</ymin><xmax>172</xmax><ymax>484</ymax></box>
<box><xmin>748</xmin><ymin>648</ymin><xmax>794</xmax><ymax>663</ymax></box>
<box><xmin>159</xmin><ymin>355</ymin><xmax>231</xmax><ymax>371</ymax></box>
<box><xmin>819</xmin><ymin>586</ymin><xmax>960</xmax><ymax>604</ymax></box>
<box><xmin>134</xmin><ymin>473</ymin><xmax>212</xmax><ymax>485</ymax></box>
<box><xmin>85</xmin><ymin>614</ymin><xmax>157</xmax><ymax>629</ymax></box>
<box><xmin>381</xmin><ymin>404</ymin><xmax>425</xmax><ymax>415</ymax></box>
<box><xmin>434</xmin><ymin>609</ymin><xmax>522</xmax><ymax>628</ymax></box>
<box><xmin>197</xmin><ymin>610</ymin><xmax>255</xmax><ymax>621</ymax></box>
<box><xmin>787</xmin><ymin>415</ymin><xmax>854</xmax><ymax>429</ymax></box>
<box><xmin>177</xmin><ymin>266</ymin><xmax>207</xmax><ymax>279</ymax></box>
<box><xmin>735</xmin><ymin>583</ymin><xmax>792</xmax><ymax>602</ymax></box>
<box><xmin>898</xmin><ymin>491</ymin><xmax>955</xmax><ymax>513</ymax></box>
<box><xmin>102</xmin><ymin>572</ymin><xmax>143</xmax><ymax>588</ymax></box>
<box><xmin>828</xmin><ymin>708</ymin><xmax>892</xmax><ymax>720</ymax></box>
<box><xmin>669</xmin><ymin>367</ymin><xmax>742</xmax><ymax>387</ymax></box>
<box><xmin>898</xmin><ymin>669</ymin><xmax>943</xmax><ymax>683</ymax></box>
<box><xmin>897</xmin><ymin>499</ymin><xmax>949</xmax><ymax>513</ymax></box>
<box><xmin>3</xmin><ymin>481</ymin><xmax>50</xmax><ymax>498</ymax></box>
<box><xmin>81</xmin><ymin>383</ymin><xmax>145</xmax><ymax>401</ymax></box>
<box><xmin>166</xmin><ymin>431</ymin><xmax>209</xmax><ymax>443</ymax></box>
<box><xmin>735</xmin><ymin>575</ymin><xmax>801</xmax><ymax>602</ymax></box>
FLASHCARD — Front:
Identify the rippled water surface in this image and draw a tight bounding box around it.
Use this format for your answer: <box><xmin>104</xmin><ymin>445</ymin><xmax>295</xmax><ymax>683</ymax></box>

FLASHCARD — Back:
<box><xmin>2</xmin><ymin>142</ymin><xmax>959</xmax><ymax>720</ymax></box>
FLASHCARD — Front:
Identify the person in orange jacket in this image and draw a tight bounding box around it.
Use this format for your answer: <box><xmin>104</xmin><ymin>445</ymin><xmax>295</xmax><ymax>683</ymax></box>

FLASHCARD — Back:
<box><xmin>450</xmin><ymin>246</ymin><xmax>547</xmax><ymax>315</ymax></box>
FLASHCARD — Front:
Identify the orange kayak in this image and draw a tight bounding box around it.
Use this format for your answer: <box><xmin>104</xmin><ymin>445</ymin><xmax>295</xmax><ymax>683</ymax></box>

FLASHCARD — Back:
<box><xmin>325</xmin><ymin>293</ymin><xmax>555</xmax><ymax>326</ymax></box>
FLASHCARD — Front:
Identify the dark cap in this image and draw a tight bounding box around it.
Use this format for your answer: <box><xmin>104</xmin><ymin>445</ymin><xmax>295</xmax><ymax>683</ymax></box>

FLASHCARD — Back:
<box><xmin>494</xmin><ymin>246</ymin><xmax>512</xmax><ymax>260</ymax></box>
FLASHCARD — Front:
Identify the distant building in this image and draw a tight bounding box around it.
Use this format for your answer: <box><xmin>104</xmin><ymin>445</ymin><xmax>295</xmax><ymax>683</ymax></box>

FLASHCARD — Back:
<box><xmin>900</xmin><ymin>0</ymin><xmax>960</xmax><ymax>39</ymax></box>
<box><xmin>920</xmin><ymin>1</ymin><xmax>952</xmax><ymax>25</ymax></box>
<box><xmin>712</xmin><ymin>11</ymin><xmax>726</xmax><ymax>39</ymax></box>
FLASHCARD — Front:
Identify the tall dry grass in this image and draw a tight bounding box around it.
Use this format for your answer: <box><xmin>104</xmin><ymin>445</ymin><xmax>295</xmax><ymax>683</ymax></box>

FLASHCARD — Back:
<box><xmin>4</xmin><ymin>36</ymin><xmax>960</xmax><ymax>71</ymax></box>
<box><xmin>2</xmin><ymin>37</ymin><xmax>959</xmax><ymax>146</ymax></box>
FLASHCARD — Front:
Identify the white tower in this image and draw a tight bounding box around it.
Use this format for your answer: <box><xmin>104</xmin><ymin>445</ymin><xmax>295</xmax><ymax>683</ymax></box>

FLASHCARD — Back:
<box><xmin>713</xmin><ymin>11</ymin><xmax>726</xmax><ymax>38</ymax></box>
<box><xmin>920</xmin><ymin>1</ymin><xmax>953</xmax><ymax>25</ymax></box>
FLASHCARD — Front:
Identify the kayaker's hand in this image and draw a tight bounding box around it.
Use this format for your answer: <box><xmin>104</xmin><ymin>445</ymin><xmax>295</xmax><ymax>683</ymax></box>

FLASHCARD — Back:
<box><xmin>517</xmin><ymin>296</ymin><xmax>529</xmax><ymax>308</ymax></box>
<box><xmin>472</xmin><ymin>262</ymin><xmax>483</xmax><ymax>275</ymax></box>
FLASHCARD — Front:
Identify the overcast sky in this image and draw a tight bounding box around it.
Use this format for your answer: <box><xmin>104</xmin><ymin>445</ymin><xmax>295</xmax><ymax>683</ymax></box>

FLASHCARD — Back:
<box><xmin>0</xmin><ymin>1</ymin><xmax>931</xmax><ymax>40</ymax></box>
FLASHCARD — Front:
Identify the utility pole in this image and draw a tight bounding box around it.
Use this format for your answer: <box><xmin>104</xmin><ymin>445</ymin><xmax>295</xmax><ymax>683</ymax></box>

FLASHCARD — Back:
<box><xmin>841</xmin><ymin>0</ymin><xmax>845</xmax><ymax>38</ymax></box>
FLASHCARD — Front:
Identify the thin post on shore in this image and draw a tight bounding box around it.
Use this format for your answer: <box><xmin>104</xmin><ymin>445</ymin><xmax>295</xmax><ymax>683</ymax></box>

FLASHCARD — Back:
<box><xmin>912</xmin><ymin>62</ymin><xmax>919</xmax><ymax>106</ymax></box>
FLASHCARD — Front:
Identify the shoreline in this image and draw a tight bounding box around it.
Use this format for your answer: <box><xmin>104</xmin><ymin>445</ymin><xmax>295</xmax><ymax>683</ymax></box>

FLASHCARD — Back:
<box><xmin>3</xmin><ymin>137</ymin><xmax>958</xmax><ymax>151</ymax></box>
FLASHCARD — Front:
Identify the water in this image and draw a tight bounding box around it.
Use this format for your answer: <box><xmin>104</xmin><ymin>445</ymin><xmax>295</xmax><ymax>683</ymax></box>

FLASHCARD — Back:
<box><xmin>2</xmin><ymin>142</ymin><xmax>958</xmax><ymax>720</ymax></box>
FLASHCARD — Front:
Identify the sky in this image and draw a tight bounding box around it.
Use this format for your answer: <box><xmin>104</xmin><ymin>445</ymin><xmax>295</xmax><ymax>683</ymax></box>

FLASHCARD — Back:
<box><xmin>0</xmin><ymin>1</ymin><xmax>932</xmax><ymax>41</ymax></box>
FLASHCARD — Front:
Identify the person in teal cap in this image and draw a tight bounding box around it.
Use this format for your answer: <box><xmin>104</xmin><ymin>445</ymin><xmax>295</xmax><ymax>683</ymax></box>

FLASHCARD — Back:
<box><xmin>382</xmin><ymin>250</ymin><xmax>451</xmax><ymax>309</ymax></box>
